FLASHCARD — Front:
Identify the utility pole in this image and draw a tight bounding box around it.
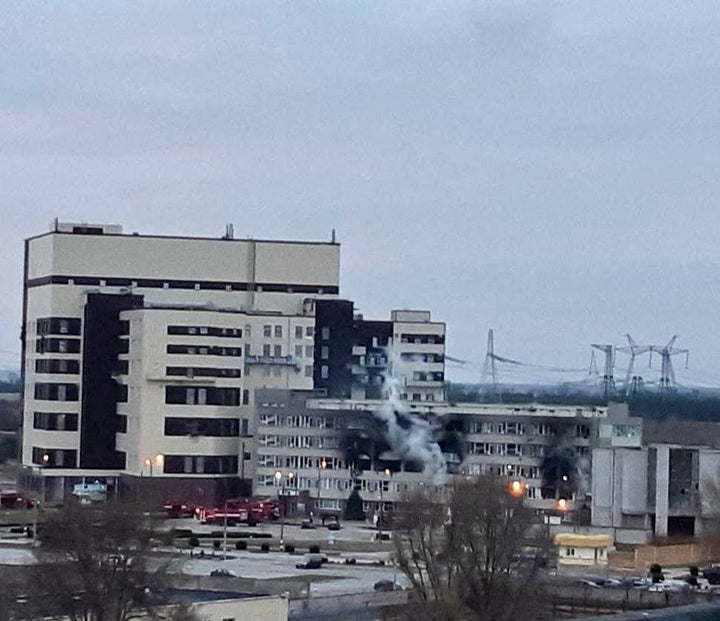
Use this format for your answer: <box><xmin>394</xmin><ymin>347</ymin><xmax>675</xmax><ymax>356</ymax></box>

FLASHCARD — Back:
<box><xmin>590</xmin><ymin>344</ymin><xmax>616</xmax><ymax>399</ymax></box>
<box><xmin>649</xmin><ymin>336</ymin><xmax>689</xmax><ymax>393</ymax></box>
<box><xmin>616</xmin><ymin>334</ymin><xmax>651</xmax><ymax>397</ymax></box>
<box><xmin>481</xmin><ymin>329</ymin><xmax>499</xmax><ymax>399</ymax></box>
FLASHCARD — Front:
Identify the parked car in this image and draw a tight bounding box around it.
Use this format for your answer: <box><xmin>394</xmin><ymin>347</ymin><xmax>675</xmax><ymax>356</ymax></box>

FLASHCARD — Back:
<box><xmin>300</xmin><ymin>519</ymin><xmax>316</xmax><ymax>530</ymax></box>
<box><xmin>295</xmin><ymin>554</ymin><xmax>325</xmax><ymax>570</ymax></box>
<box><xmin>704</xmin><ymin>566</ymin><xmax>720</xmax><ymax>585</ymax></box>
<box><xmin>576</xmin><ymin>579</ymin><xmax>601</xmax><ymax>588</ymax></box>
<box><xmin>327</xmin><ymin>519</ymin><xmax>341</xmax><ymax>531</ymax></box>
<box><xmin>373</xmin><ymin>580</ymin><xmax>398</xmax><ymax>592</ymax></box>
<box><xmin>210</xmin><ymin>569</ymin><xmax>236</xmax><ymax>578</ymax></box>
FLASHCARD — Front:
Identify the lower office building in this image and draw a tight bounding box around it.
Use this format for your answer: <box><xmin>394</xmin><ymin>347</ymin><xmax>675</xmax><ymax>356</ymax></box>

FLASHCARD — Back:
<box><xmin>251</xmin><ymin>387</ymin><xmax>630</xmax><ymax>517</ymax></box>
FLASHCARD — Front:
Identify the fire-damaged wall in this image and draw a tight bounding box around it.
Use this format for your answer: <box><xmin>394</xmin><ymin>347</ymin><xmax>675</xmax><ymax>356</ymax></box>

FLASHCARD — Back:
<box><xmin>338</xmin><ymin>408</ymin><xmax>465</xmax><ymax>474</ymax></box>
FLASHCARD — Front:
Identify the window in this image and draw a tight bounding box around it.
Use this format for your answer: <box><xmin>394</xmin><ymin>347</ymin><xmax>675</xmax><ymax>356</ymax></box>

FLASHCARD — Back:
<box><xmin>33</xmin><ymin>412</ymin><xmax>78</xmax><ymax>431</ymax></box>
<box><xmin>242</xmin><ymin>389</ymin><xmax>250</xmax><ymax>405</ymax></box>
<box><xmin>321</xmin><ymin>326</ymin><xmax>330</xmax><ymax>340</ymax></box>
<box><xmin>34</xmin><ymin>383</ymin><xmax>79</xmax><ymax>402</ymax></box>
<box><xmin>164</xmin><ymin>418</ymin><xmax>239</xmax><ymax>437</ymax></box>
<box><xmin>306</xmin><ymin>326</ymin><xmax>314</xmax><ymax>337</ymax></box>
<box><xmin>295</xmin><ymin>345</ymin><xmax>303</xmax><ymax>357</ymax></box>
<box><xmin>274</xmin><ymin>325</ymin><xmax>283</xmax><ymax>338</ymax></box>
<box><xmin>273</xmin><ymin>344</ymin><xmax>282</xmax><ymax>357</ymax></box>
<box><xmin>305</xmin><ymin>365</ymin><xmax>313</xmax><ymax>377</ymax></box>
<box><xmin>36</xmin><ymin>317</ymin><xmax>81</xmax><ymax>336</ymax></box>
<box><xmin>321</xmin><ymin>365</ymin><xmax>329</xmax><ymax>379</ymax></box>
<box><xmin>165</xmin><ymin>386</ymin><xmax>240</xmax><ymax>406</ymax></box>
<box><xmin>321</xmin><ymin>346</ymin><xmax>329</xmax><ymax>359</ymax></box>
<box><xmin>164</xmin><ymin>455</ymin><xmax>237</xmax><ymax>474</ymax></box>
<box><xmin>263</xmin><ymin>325</ymin><xmax>272</xmax><ymax>337</ymax></box>
<box><xmin>263</xmin><ymin>344</ymin><xmax>271</xmax><ymax>357</ymax></box>
<box><xmin>305</xmin><ymin>345</ymin><xmax>313</xmax><ymax>357</ymax></box>
<box><xmin>295</xmin><ymin>326</ymin><xmax>303</xmax><ymax>339</ymax></box>
<box><xmin>35</xmin><ymin>359</ymin><xmax>80</xmax><ymax>374</ymax></box>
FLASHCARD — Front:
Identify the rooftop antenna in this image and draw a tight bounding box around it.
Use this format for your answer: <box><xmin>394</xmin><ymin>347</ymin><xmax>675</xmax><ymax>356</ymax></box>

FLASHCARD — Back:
<box><xmin>331</xmin><ymin>228</ymin><xmax>337</xmax><ymax>243</ymax></box>
<box><xmin>616</xmin><ymin>334</ymin><xmax>651</xmax><ymax>396</ymax></box>
<box><xmin>590</xmin><ymin>344</ymin><xmax>615</xmax><ymax>398</ymax></box>
<box><xmin>223</xmin><ymin>223</ymin><xmax>234</xmax><ymax>240</ymax></box>
<box><xmin>650</xmin><ymin>335</ymin><xmax>689</xmax><ymax>393</ymax></box>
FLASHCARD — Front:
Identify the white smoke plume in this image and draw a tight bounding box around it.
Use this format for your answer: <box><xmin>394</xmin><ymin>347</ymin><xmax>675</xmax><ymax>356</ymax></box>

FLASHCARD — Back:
<box><xmin>373</xmin><ymin>346</ymin><xmax>447</xmax><ymax>477</ymax></box>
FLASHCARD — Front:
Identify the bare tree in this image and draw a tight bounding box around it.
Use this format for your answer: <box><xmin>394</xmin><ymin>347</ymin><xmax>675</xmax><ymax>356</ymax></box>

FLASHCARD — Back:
<box><xmin>33</xmin><ymin>498</ymin><xmax>193</xmax><ymax>621</ymax></box>
<box><xmin>394</xmin><ymin>476</ymin><xmax>548</xmax><ymax>621</ymax></box>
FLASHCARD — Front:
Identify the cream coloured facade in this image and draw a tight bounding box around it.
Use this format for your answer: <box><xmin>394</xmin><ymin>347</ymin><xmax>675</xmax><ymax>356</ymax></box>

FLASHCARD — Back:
<box><xmin>21</xmin><ymin>222</ymin><xmax>339</xmax><ymax>500</ymax></box>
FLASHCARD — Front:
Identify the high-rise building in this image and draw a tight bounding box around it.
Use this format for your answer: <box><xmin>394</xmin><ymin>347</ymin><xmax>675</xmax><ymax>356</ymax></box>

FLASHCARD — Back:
<box><xmin>21</xmin><ymin>221</ymin><xmax>339</xmax><ymax>501</ymax></box>
<box><xmin>312</xmin><ymin>300</ymin><xmax>445</xmax><ymax>402</ymax></box>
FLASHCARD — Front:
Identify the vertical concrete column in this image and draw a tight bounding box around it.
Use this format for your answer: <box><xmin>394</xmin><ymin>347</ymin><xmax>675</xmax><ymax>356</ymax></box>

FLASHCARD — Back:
<box><xmin>655</xmin><ymin>446</ymin><xmax>670</xmax><ymax>538</ymax></box>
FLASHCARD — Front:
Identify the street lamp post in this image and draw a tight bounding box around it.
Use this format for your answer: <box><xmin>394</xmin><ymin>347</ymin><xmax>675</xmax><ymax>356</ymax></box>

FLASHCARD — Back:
<box><xmin>378</xmin><ymin>468</ymin><xmax>391</xmax><ymax>542</ymax></box>
<box><xmin>34</xmin><ymin>454</ymin><xmax>49</xmax><ymax>543</ymax></box>
<box><xmin>316</xmin><ymin>459</ymin><xmax>327</xmax><ymax>518</ymax></box>
<box><xmin>275</xmin><ymin>471</ymin><xmax>295</xmax><ymax>546</ymax></box>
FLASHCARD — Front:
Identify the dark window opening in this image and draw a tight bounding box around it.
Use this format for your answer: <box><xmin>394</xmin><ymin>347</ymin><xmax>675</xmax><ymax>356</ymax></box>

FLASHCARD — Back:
<box><xmin>33</xmin><ymin>412</ymin><xmax>78</xmax><ymax>431</ymax></box>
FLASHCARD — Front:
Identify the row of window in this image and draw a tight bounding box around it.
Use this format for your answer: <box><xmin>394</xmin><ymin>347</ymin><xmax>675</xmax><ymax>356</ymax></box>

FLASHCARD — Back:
<box><xmin>36</xmin><ymin>317</ymin><xmax>81</xmax><ymax>336</ymax></box>
<box><xmin>35</xmin><ymin>359</ymin><xmax>80</xmax><ymax>374</ymax></box>
<box><xmin>168</xmin><ymin>325</ymin><xmax>242</xmax><ymax>338</ymax></box>
<box><xmin>33</xmin><ymin>412</ymin><xmax>78</xmax><ymax>431</ymax></box>
<box><xmin>258</xmin><ymin>434</ymin><xmax>340</xmax><ymax>449</ymax></box>
<box><xmin>258</xmin><ymin>414</ymin><xmax>339</xmax><ymax>429</ymax></box>
<box><xmin>399</xmin><ymin>334</ymin><xmax>445</xmax><ymax>345</ymax></box>
<box><xmin>165</xmin><ymin>386</ymin><xmax>242</xmax><ymax>406</ymax></box>
<box><xmin>257</xmin><ymin>454</ymin><xmax>346</xmax><ymax>470</ymax></box>
<box><xmin>166</xmin><ymin>366</ymin><xmax>242</xmax><ymax>379</ymax></box>
<box><xmin>164</xmin><ymin>417</ymin><xmax>248</xmax><ymax>437</ymax></box>
<box><xmin>167</xmin><ymin>344</ymin><xmax>242</xmax><ymax>357</ymax></box>
<box><xmin>411</xmin><ymin>371</ymin><xmax>444</xmax><ymax>382</ymax></box>
<box><xmin>36</xmin><ymin>338</ymin><xmax>81</xmax><ymax>354</ymax></box>
<box><xmin>400</xmin><ymin>353</ymin><xmax>444</xmax><ymax>363</ymax></box>
<box><xmin>163</xmin><ymin>455</ymin><xmax>238</xmax><ymax>474</ymax></box>
<box><xmin>294</xmin><ymin>345</ymin><xmax>315</xmax><ymax>359</ymax></box>
<box><xmin>467</xmin><ymin>421</ymin><xmax>590</xmax><ymax>438</ymax></box>
<box><xmin>28</xmin><ymin>274</ymin><xmax>338</xmax><ymax>296</ymax></box>
<box><xmin>464</xmin><ymin>442</ymin><xmax>588</xmax><ymax>458</ymax></box>
<box><xmin>31</xmin><ymin>447</ymin><xmax>77</xmax><ymax>468</ymax></box>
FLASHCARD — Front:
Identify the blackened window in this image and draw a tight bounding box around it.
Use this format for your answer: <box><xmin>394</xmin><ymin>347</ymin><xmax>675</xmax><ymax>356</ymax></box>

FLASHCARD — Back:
<box><xmin>35</xmin><ymin>359</ymin><xmax>80</xmax><ymax>374</ymax></box>
<box><xmin>164</xmin><ymin>417</ymin><xmax>239</xmax><ymax>437</ymax></box>
<box><xmin>33</xmin><ymin>412</ymin><xmax>78</xmax><ymax>431</ymax></box>
<box><xmin>117</xmin><ymin>415</ymin><xmax>127</xmax><ymax>433</ymax></box>
<box><xmin>242</xmin><ymin>389</ymin><xmax>250</xmax><ymax>405</ymax></box>
<box><xmin>34</xmin><ymin>383</ymin><xmax>79</xmax><ymax>401</ymax></box>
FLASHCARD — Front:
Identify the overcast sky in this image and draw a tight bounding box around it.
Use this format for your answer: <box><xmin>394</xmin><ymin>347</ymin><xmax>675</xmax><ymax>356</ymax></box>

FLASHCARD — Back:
<box><xmin>2</xmin><ymin>2</ymin><xmax>720</xmax><ymax>387</ymax></box>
